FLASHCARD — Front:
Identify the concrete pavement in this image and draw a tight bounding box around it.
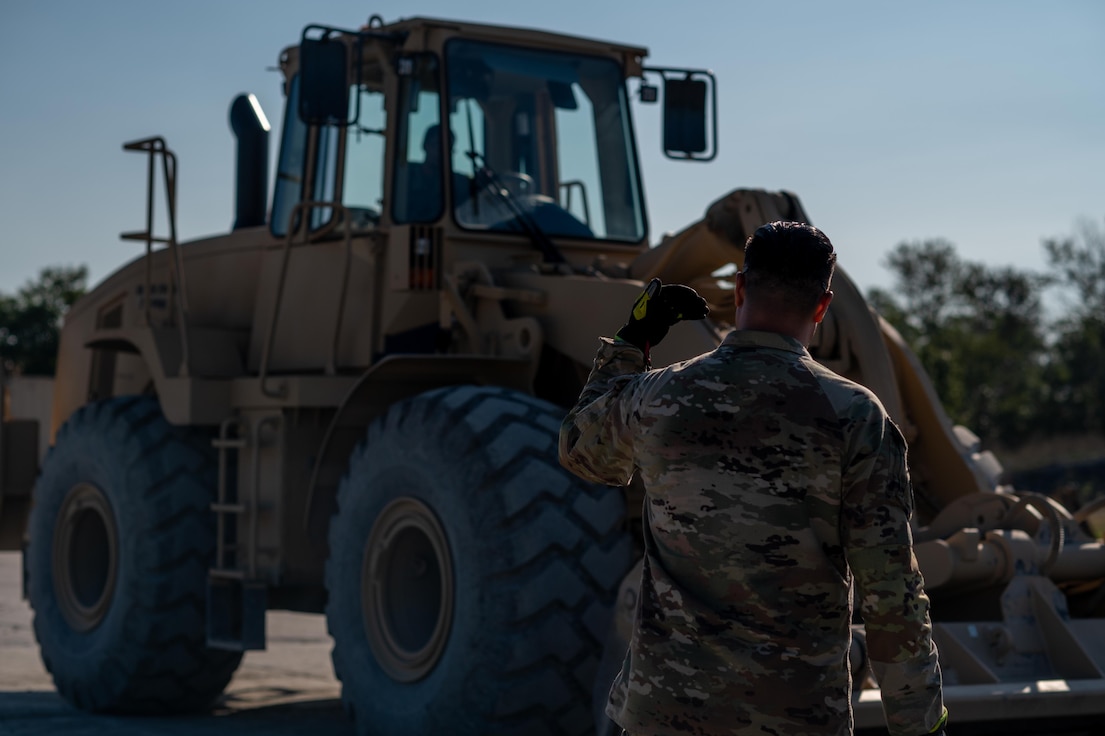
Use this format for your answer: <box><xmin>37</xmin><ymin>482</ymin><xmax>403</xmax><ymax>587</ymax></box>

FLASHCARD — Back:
<box><xmin>0</xmin><ymin>552</ymin><xmax>354</xmax><ymax>735</ymax></box>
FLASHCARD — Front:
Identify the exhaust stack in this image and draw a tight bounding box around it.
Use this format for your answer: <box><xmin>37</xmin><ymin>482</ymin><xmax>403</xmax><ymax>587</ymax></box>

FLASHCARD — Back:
<box><xmin>229</xmin><ymin>93</ymin><xmax>270</xmax><ymax>230</ymax></box>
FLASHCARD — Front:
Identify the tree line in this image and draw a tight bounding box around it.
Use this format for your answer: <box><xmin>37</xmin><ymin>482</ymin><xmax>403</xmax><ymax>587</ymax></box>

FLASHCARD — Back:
<box><xmin>2</xmin><ymin>219</ymin><xmax>1102</xmax><ymax>455</ymax></box>
<box><xmin>866</xmin><ymin>218</ymin><xmax>1105</xmax><ymax>452</ymax></box>
<box><xmin>0</xmin><ymin>265</ymin><xmax>87</xmax><ymax>376</ymax></box>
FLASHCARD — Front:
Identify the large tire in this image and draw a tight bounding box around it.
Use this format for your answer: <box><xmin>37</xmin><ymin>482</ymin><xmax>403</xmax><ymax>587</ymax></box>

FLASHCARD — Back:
<box><xmin>325</xmin><ymin>385</ymin><xmax>634</xmax><ymax>735</ymax></box>
<box><xmin>26</xmin><ymin>396</ymin><xmax>242</xmax><ymax>712</ymax></box>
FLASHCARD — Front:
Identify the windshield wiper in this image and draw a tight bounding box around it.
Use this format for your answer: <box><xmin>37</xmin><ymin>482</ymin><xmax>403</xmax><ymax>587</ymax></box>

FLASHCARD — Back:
<box><xmin>461</xmin><ymin>100</ymin><xmax>565</xmax><ymax>265</ymax></box>
<box><xmin>474</xmin><ymin>165</ymin><xmax>566</xmax><ymax>265</ymax></box>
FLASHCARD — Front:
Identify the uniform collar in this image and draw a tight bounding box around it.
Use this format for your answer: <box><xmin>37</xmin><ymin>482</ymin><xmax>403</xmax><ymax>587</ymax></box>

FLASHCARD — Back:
<box><xmin>721</xmin><ymin>329</ymin><xmax>809</xmax><ymax>357</ymax></box>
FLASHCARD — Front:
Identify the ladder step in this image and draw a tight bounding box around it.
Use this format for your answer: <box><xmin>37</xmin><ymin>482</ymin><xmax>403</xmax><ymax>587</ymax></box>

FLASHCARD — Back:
<box><xmin>211</xmin><ymin>502</ymin><xmax>276</xmax><ymax>514</ymax></box>
<box><xmin>209</xmin><ymin>568</ymin><xmax>246</xmax><ymax>581</ymax></box>
<box><xmin>207</xmin><ymin>638</ymin><xmax>250</xmax><ymax>652</ymax></box>
<box><xmin>120</xmin><ymin>230</ymin><xmax>173</xmax><ymax>244</ymax></box>
<box><xmin>212</xmin><ymin>438</ymin><xmax>247</xmax><ymax>449</ymax></box>
<box><xmin>207</xmin><ymin>577</ymin><xmax>267</xmax><ymax>651</ymax></box>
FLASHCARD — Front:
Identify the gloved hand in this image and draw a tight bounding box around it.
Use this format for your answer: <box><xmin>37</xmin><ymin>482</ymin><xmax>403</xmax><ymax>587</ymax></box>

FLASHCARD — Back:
<box><xmin>615</xmin><ymin>278</ymin><xmax>709</xmax><ymax>361</ymax></box>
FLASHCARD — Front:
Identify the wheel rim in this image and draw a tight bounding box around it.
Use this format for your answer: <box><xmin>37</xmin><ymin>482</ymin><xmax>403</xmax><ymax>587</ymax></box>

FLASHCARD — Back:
<box><xmin>52</xmin><ymin>482</ymin><xmax>119</xmax><ymax>632</ymax></box>
<box><xmin>362</xmin><ymin>497</ymin><xmax>454</xmax><ymax>682</ymax></box>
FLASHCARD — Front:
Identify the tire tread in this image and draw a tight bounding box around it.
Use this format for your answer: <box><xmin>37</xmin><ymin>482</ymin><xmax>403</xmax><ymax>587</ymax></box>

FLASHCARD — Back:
<box><xmin>28</xmin><ymin>396</ymin><xmax>241</xmax><ymax>714</ymax></box>
<box><xmin>327</xmin><ymin>386</ymin><xmax>632</xmax><ymax>735</ymax></box>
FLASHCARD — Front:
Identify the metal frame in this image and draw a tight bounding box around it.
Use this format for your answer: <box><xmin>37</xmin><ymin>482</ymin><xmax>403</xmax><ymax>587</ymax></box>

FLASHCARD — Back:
<box><xmin>120</xmin><ymin>137</ymin><xmax>192</xmax><ymax>375</ymax></box>
<box><xmin>642</xmin><ymin>65</ymin><xmax>719</xmax><ymax>162</ymax></box>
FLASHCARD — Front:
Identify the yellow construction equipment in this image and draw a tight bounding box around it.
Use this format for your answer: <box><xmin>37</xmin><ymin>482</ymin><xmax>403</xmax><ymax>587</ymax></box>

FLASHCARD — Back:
<box><xmin>2</xmin><ymin>14</ymin><xmax>1104</xmax><ymax>735</ymax></box>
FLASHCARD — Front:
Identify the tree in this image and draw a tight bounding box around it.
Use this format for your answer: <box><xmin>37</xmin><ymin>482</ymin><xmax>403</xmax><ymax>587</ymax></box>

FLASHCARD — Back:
<box><xmin>1041</xmin><ymin>218</ymin><xmax>1105</xmax><ymax>434</ymax></box>
<box><xmin>0</xmin><ymin>265</ymin><xmax>88</xmax><ymax>375</ymax></box>
<box><xmin>867</xmin><ymin>241</ymin><xmax>1048</xmax><ymax>447</ymax></box>
<box><xmin>1043</xmin><ymin>218</ymin><xmax>1105</xmax><ymax>318</ymax></box>
<box><xmin>950</xmin><ymin>262</ymin><xmax>1049</xmax><ymax>444</ymax></box>
<box><xmin>880</xmin><ymin>239</ymin><xmax>963</xmax><ymax>337</ymax></box>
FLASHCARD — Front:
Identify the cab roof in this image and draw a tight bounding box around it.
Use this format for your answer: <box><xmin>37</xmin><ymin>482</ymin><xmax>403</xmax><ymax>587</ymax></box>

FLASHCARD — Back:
<box><xmin>280</xmin><ymin>15</ymin><xmax>649</xmax><ymax>79</ymax></box>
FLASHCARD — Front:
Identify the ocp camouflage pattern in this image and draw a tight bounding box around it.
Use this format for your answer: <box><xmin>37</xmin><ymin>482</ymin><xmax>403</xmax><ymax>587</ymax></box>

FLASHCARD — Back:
<box><xmin>560</xmin><ymin>330</ymin><xmax>944</xmax><ymax>736</ymax></box>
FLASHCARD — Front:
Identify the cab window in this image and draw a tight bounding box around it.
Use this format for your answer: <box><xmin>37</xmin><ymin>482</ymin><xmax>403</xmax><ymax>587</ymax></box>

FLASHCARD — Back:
<box><xmin>272</xmin><ymin>72</ymin><xmax>388</xmax><ymax>235</ymax></box>
<box><xmin>392</xmin><ymin>55</ymin><xmax>444</xmax><ymax>224</ymax></box>
<box><xmin>272</xmin><ymin>75</ymin><xmax>306</xmax><ymax>237</ymax></box>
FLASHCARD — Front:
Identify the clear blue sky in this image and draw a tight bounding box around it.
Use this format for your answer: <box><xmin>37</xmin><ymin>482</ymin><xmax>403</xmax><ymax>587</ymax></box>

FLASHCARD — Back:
<box><xmin>1</xmin><ymin>0</ymin><xmax>1102</xmax><ymax>296</ymax></box>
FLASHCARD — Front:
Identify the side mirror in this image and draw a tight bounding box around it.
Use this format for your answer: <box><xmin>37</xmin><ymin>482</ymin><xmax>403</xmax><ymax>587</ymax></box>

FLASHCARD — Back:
<box><xmin>298</xmin><ymin>27</ymin><xmax>351</xmax><ymax>125</ymax></box>
<box><xmin>645</xmin><ymin>67</ymin><xmax>717</xmax><ymax>162</ymax></box>
<box><xmin>664</xmin><ymin>78</ymin><xmax>707</xmax><ymax>154</ymax></box>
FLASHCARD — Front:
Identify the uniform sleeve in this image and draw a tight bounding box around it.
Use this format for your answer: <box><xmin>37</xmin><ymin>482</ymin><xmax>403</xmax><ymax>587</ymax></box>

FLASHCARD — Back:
<box><xmin>559</xmin><ymin>337</ymin><xmax>648</xmax><ymax>487</ymax></box>
<box><xmin>841</xmin><ymin>403</ymin><xmax>946</xmax><ymax>736</ymax></box>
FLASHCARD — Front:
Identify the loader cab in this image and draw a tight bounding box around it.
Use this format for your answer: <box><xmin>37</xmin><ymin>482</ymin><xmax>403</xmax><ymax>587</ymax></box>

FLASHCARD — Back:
<box><xmin>277</xmin><ymin>19</ymin><xmax>715</xmax><ymax>250</ymax></box>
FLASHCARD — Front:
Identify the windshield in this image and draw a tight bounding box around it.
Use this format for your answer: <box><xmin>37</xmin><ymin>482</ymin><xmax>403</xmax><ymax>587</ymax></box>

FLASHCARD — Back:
<box><xmin>444</xmin><ymin>39</ymin><xmax>646</xmax><ymax>243</ymax></box>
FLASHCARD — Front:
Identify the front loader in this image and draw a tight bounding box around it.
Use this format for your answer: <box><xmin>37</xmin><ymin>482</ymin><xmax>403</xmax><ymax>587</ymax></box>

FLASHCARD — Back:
<box><xmin>2</xmin><ymin>13</ymin><xmax>1105</xmax><ymax>735</ymax></box>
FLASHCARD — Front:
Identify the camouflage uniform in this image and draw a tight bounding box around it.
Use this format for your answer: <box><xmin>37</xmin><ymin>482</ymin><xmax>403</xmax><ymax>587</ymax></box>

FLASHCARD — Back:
<box><xmin>560</xmin><ymin>331</ymin><xmax>944</xmax><ymax>736</ymax></box>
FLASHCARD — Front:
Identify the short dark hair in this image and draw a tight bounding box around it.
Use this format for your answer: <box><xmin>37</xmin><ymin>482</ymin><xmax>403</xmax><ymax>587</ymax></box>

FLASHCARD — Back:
<box><xmin>742</xmin><ymin>221</ymin><xmax>836</xmax><ymax>314</ymax></box>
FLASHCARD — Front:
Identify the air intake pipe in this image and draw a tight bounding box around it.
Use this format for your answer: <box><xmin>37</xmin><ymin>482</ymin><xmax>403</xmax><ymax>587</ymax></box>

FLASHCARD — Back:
<box><xmin>229</xmin><ymin>93</ymin><xmax>271</xmax><ymax>229</ymax></box>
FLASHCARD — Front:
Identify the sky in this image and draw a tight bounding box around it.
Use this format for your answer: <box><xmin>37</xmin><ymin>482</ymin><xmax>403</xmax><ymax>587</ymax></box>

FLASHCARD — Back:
<box><xmin>1</xmin><ymin>0</ymin><xmax>1102</xmax><ymax>298</ymax></box>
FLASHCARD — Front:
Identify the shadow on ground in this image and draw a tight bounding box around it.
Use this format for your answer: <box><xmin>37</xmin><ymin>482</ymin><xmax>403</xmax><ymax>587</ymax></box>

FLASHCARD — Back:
<box><xmin>0</xmin><ymin>691</ymin><xmax>354</xmax><ymax>736</ymax></box>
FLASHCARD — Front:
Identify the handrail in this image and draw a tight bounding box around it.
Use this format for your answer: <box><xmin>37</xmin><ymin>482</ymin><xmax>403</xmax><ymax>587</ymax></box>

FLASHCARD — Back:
<box><xmin>120</xmin><ymin>136</ymin><xmax>191</xmax><ymax>376</ymax></box>
<box><xmin>258</xmin><ymin>201</ymin><xmax>359</xmax><ymax>398</ymax></box>
<box><xmin>558</xmin><ymin>180</ymin><xmax>591</xmax><ymax>228</ymax></box>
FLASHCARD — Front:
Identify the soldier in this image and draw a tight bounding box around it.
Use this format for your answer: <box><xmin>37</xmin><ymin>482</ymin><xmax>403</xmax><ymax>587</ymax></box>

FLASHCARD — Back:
<box><xmin>560</xmin><ymin>221</ymin><xmax>947</xmax><ymax>736</ymax></box>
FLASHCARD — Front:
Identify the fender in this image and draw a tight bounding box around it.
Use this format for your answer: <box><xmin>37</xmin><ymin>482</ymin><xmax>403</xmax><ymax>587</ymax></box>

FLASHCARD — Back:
<box><xmin>84</xmin><ymin>327</ymin><xmax>247</xmax><ymax>426</ymax></box>
<box><xmin>301</xmin><ymin>353</ymin><xmax>534</xmax><ymax>543</ymax></box>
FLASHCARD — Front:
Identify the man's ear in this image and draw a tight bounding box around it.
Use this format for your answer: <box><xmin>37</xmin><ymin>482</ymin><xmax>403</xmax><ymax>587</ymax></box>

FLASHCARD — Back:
<box><xmin>734</xmin><ymin>271</ymin><xmax>747</xmax><ymax>308</ymax></box>
<box><xmin>813</xmin><ymin>290</ymin><xmax>834</xmax><ymax>324</ymax></box>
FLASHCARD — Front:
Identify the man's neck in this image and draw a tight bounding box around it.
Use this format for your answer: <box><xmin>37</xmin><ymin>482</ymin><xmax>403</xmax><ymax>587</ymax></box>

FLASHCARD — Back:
<box><xmin>735</xmin><ymin>310</ymin><xmax>816</xmax><ymax>347</ymax></box>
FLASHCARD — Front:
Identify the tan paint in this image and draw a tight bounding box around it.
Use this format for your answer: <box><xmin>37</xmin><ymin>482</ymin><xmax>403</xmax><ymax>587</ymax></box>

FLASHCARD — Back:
<box><xmin>2</xmin><ymin>14</ymin><xmax>1104</xmax><ymax>727</ymax></box>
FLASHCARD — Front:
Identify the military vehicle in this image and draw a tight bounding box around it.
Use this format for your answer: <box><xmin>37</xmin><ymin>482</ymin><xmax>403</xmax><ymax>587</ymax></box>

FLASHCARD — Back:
<box><xmin>2</xmin><ymin>13</ymin><xmax>1105</xmax><ymax>735</ymax></box>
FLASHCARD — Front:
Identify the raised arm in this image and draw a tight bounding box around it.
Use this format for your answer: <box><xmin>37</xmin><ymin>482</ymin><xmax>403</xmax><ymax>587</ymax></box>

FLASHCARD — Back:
<box><xmin>559</xmin><ymin>338</ymin><xmax>646</xmax><ymax>486</ymax></box>
<box><xmin>560</xmin><ymin>279</ymin><xmax>708</xmax><ymax>487</ymax></box>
